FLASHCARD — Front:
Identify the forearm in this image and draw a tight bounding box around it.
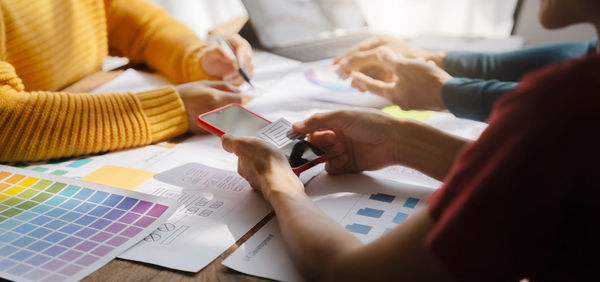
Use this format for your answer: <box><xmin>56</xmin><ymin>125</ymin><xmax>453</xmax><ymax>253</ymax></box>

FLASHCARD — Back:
<box><xmin>394</xmin><ymin>120</ymin><xmax>469</xmax><ymax>181</ymax></box>
<box><xmin>0</xmin><ymin>86</ymin><xmax>187</xmax><ymax>162</ymax></box>
<box><xmin>444</xmin><ymin>40</ymin><xmax>597</xmax><ymax>81</ymax></box>
<box><xmin>267</xmin><ymin>185</ymin><xmax>362</xmax><ymax>280</ymax></box>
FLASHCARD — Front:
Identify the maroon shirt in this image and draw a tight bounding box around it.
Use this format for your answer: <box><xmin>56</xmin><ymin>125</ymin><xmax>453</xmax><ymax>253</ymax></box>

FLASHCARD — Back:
<box><xmin>426</xmin><ymin>55</ymin><xmax>600</xmax><ymax>281</ymax></box>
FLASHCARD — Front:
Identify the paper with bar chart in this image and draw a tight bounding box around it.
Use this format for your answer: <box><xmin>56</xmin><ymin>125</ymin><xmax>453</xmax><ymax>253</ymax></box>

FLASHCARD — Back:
<box><xmin>222</xmin><ymin>172</ymin><xmax>435</xmax><ymax>281</ymax></box>
<box><xmin>0</xmin><ymin>166</ymin><xmax>176</xmax><ymax>282</ymax></box>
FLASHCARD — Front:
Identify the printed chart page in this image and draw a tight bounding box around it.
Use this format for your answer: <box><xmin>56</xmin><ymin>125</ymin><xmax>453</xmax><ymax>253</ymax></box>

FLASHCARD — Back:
<box><xmin>0</xmin><ymin>166</ymin><xmax>176</xmax><ymax>282</ymax></box>
<box><xmin>222</xmin><ymin>172</ymin><xmax>436</xmax><ymax>281</ymax></box>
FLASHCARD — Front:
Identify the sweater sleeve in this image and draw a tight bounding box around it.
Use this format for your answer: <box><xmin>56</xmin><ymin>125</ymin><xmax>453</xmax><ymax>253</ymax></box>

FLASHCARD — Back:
<box><xmin>441</xmin><ymin>78</ymin><xmax>518</xmax><ymax>122</ymax></box>
<box><xmin>444</xmin><ymin>40</ymin><xmax>597</xmax><ymax>82</ymax></box>
<box><xmin>103</xmin><ymin>0</ymin><xmax>217</xmax><ymax>84</ymax></box>
<box><xmin>0</xmin><ymin>61</ymin><xmax>188</xmax><ymax>163</ymax></box>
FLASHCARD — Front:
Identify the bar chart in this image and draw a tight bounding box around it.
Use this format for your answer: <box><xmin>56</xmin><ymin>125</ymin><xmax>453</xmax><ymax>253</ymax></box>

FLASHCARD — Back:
<box><xmin>342</xmin><ymin>192</ymin><xmax>422</xmax><ymax>242</ymax></box>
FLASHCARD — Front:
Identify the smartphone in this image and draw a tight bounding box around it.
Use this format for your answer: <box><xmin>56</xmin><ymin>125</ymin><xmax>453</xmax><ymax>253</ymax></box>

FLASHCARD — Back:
<box><xmin>197</xmin><ymin>104</ymin><xmax>326</xmax><ymax>174</ymax></box>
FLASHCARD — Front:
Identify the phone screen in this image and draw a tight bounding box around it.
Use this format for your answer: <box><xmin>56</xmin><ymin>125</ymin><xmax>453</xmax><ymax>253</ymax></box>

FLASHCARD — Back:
<box><xmin>199</xmin><ymin>105</ymin><xmax>324</xmax><ymax>168</ymax></box>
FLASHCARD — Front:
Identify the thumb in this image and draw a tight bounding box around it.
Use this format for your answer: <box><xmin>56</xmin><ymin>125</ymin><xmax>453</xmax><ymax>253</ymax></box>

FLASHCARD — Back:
<box><xmin>350</xmin><ymin>71</ymin><xmax>393</xmax><ymax>95</ymax></box>
<box><xmin>221</xmin><ymin>134</ymin><xmax>237</xmax><ymax>154</ymax></box>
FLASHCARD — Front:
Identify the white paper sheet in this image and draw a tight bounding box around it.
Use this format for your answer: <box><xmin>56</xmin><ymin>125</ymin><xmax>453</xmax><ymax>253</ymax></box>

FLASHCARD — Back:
<box><xmin>242</xmin><ymin>51</ymin><xmax>303</xmax><ymax>96</ymax></box>
<box><xmin>260</xmin><ymin>59</ymin><xmax>390</xmax><ymax>108</ymax></box>
<box><xmin>222</xmin><ymin>172</ymin><xmax>436</xmax><ymax>281</ymax></box>
<box><xmin>118</xmin><ymin>162</ymin><xmax>272</xmax><ymax>271</ymax></box>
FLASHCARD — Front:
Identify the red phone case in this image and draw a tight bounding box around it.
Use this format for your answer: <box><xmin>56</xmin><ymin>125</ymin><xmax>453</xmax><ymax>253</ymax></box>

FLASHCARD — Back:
<box><xmin>197</xmin><ymin>103</ymin><xmax>269</xmax><ymax>137</ymax></box>
<box><xmin>197</xmin><ymin>103</ymin><xmax>325</xmax><ymax>175</ymax></box>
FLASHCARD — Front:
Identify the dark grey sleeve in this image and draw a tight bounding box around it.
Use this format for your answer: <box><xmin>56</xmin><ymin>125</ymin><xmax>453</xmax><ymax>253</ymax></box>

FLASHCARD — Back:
<box><xmin>444</xmin><ymin>40</ymin><xmax>597</xmax><ymax>82</ymax></box>
<box><xmin>442</xmin><ymin>78</ymin><xmax>518</xmax><ymax>122</ymax></box>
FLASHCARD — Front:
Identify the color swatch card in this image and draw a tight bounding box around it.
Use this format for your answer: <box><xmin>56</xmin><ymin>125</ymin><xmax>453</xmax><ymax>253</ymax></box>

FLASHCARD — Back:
<box><xmin>0</xmin><ymin>165</ymin><xmax>177</xmax><ymax>282</ymax></box>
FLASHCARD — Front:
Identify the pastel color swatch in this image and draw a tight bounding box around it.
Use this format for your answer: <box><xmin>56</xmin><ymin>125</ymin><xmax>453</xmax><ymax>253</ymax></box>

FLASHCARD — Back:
<box><xmin>81</xmin><ymin>166</ymin><xmax>156</xmax><ymax>191</ymax></box>
<box><xmin>0</xmin><ymin>166</ymin><xmax>175</xmax><ymax>282</ymax></box>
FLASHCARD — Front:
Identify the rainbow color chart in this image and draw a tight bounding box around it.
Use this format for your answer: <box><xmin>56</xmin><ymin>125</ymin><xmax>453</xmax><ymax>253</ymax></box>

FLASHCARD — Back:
<box><xmin>0</xmin><ymin>165</ymin><xmax>176</xmax><ymax>282</ymax></box>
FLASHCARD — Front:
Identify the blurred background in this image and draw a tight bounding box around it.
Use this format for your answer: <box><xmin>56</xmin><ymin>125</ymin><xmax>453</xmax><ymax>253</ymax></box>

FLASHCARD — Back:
<box><xmin>148</xmin><ymin>0</ymin><xmax>596</xmax><ymax>45</ymax></box>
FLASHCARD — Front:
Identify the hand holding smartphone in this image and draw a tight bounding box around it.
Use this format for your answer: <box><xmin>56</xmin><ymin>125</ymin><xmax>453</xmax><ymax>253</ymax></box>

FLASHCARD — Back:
<box><xmin>197</xmin><ymin>104</ymin><xmax>326</xmax><ymax>174</ymax></box>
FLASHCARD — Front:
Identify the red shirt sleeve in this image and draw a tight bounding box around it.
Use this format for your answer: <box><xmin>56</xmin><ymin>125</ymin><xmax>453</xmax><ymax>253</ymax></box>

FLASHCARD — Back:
<box><xmin>425</xmin><ymin>55</ymin><xmax>600</xmax><ymax>282</ymax></box>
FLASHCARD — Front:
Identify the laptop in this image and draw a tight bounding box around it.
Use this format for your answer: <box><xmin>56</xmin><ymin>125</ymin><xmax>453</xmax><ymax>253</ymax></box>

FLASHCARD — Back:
<box><xmin>241</xmin><ymin>0</ymin><xmax>372</xmax><ymax>62</ymax></box>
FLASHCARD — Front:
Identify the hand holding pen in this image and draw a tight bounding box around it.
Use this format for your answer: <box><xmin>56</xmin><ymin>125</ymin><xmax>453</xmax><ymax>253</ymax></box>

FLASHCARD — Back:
<box><xmin>201</xmin><ymin>34</ymin><xmax>255</xmax><ymax>87</ymax></box>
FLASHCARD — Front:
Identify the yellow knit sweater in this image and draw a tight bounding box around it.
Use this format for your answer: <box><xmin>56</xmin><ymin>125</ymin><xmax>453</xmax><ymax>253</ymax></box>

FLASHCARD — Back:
<box><xmin>0</xmin><ymin>0</ymin><xmax>215</xmax><ymax>163</ymax></box>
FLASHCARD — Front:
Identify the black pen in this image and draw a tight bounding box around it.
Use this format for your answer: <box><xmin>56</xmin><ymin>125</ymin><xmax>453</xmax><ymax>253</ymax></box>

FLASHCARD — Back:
<box><xmin>217</xmin><ymin>38</ymin><xmax>254</xmax><ymax>88</ymax></box>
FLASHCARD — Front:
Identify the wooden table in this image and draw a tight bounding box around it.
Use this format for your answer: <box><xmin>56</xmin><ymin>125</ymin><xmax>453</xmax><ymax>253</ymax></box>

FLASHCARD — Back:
<box><xmin>63</xmin><ymin>70</ymin><xmax>276</xmax><ymax>282</ymax></box>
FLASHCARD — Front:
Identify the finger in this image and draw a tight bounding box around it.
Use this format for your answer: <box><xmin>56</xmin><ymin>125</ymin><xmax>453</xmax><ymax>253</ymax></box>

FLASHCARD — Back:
<box><xmin>292</xmin><ymin>111</ymin><xmax>349</xmax><ymax>135</ymax></box>
<box><xmin>308</xmin><ymin>136</ymin><xmax>344</xmax><ymax>158</ymax></box>
<box><xmin>307</xmin><ymin>130</ymin><xmax>338</xmax><ymax>148</ymax></box>
<box><xmin>336</xmin><ymin>58</ymin><xmax>351</xmax><ymax>74</ymax></box>
<box><xmin>377</xmin><ymin>46</ymin><xmax>405</xmax><ymax>73</ymax></box>
<box><xmin>221</xmin><ymin>134</ymin><xmax>237</xmax><ymax>154</ymax></box>
<box><xmin>215</xmin><ymin>45</ymin><xmax>235</xmax><ymax>63</ymax></box>
<box><xmin>203</xmin><ymin>81</ymin><xmax>241</xmax><ymax>93</ymax></box>
<box><xmin>350</xmin><ymin>71</ymin><xmax>393</xmax><ymax>95</ymax></box>
<box><xmin>223</xmin><ymin>72</ymin><xmax>245</xmax><ymax>86</ymax></box>
<box><xmin>350</xmin><ymin>79</ymin><xmax>366</xmax><ymax>92</ymax></box>
<box><xmin>219</xmin><ymin>92</ymin><xmax>243</xmax><ymax>105</ymax></box>
<box><xmin>229</xmin><ymin>37</ymin><xmax>254</xmax><ymax>76</ymax></box>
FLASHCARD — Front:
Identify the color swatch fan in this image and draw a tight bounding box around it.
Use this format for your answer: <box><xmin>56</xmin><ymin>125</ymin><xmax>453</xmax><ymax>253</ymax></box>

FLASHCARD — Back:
<box><xmin>0</xmin><ymin>165</ymin><xmax>177</xmax><ymax>282</ymax></box>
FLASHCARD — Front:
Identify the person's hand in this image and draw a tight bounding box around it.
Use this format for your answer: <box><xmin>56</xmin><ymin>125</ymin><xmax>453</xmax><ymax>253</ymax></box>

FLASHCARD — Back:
<box><xmin>201</xmin><ymin>34</ymin><xmax>254</xmax><ymax>86</ymax></box>
<box><xmin>350</xmin><ymin>47</ymin><xmax>452</xmax><ymax>111</ymax></box>
<box><xmin>175</xmin><ymin>81</ymin><xmax>241</xmax><ymax>134</ymax></box>
<box><xmin>334</xmin><ymin>35</ymin><xmax>445</xmax><ymax>74</ymax></box>
<box><xmin>336</xmin><ymin>48</ymin><xmax>395</xmax><ymax>81</ymax></box>
<box><xmin>293</xmin><ymin>109</ymin><xmax>404</xmax><ymax>174</ymax></box>
<box><xmin>221</xmin><ymin>135</ymin><xmax>304</xmax><ymax>199</ymax></box>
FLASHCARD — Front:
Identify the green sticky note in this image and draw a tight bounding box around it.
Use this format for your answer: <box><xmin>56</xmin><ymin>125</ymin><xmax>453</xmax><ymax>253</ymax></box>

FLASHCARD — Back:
<box><xmin>0</xmin><ymin>216</ymin><xmax>7</xmax><ymax>223</ymax></box>
<box><xmin>381</xmin><ymin>105</ymin><xmax>433</xmax><ymax>122</ymax></box>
